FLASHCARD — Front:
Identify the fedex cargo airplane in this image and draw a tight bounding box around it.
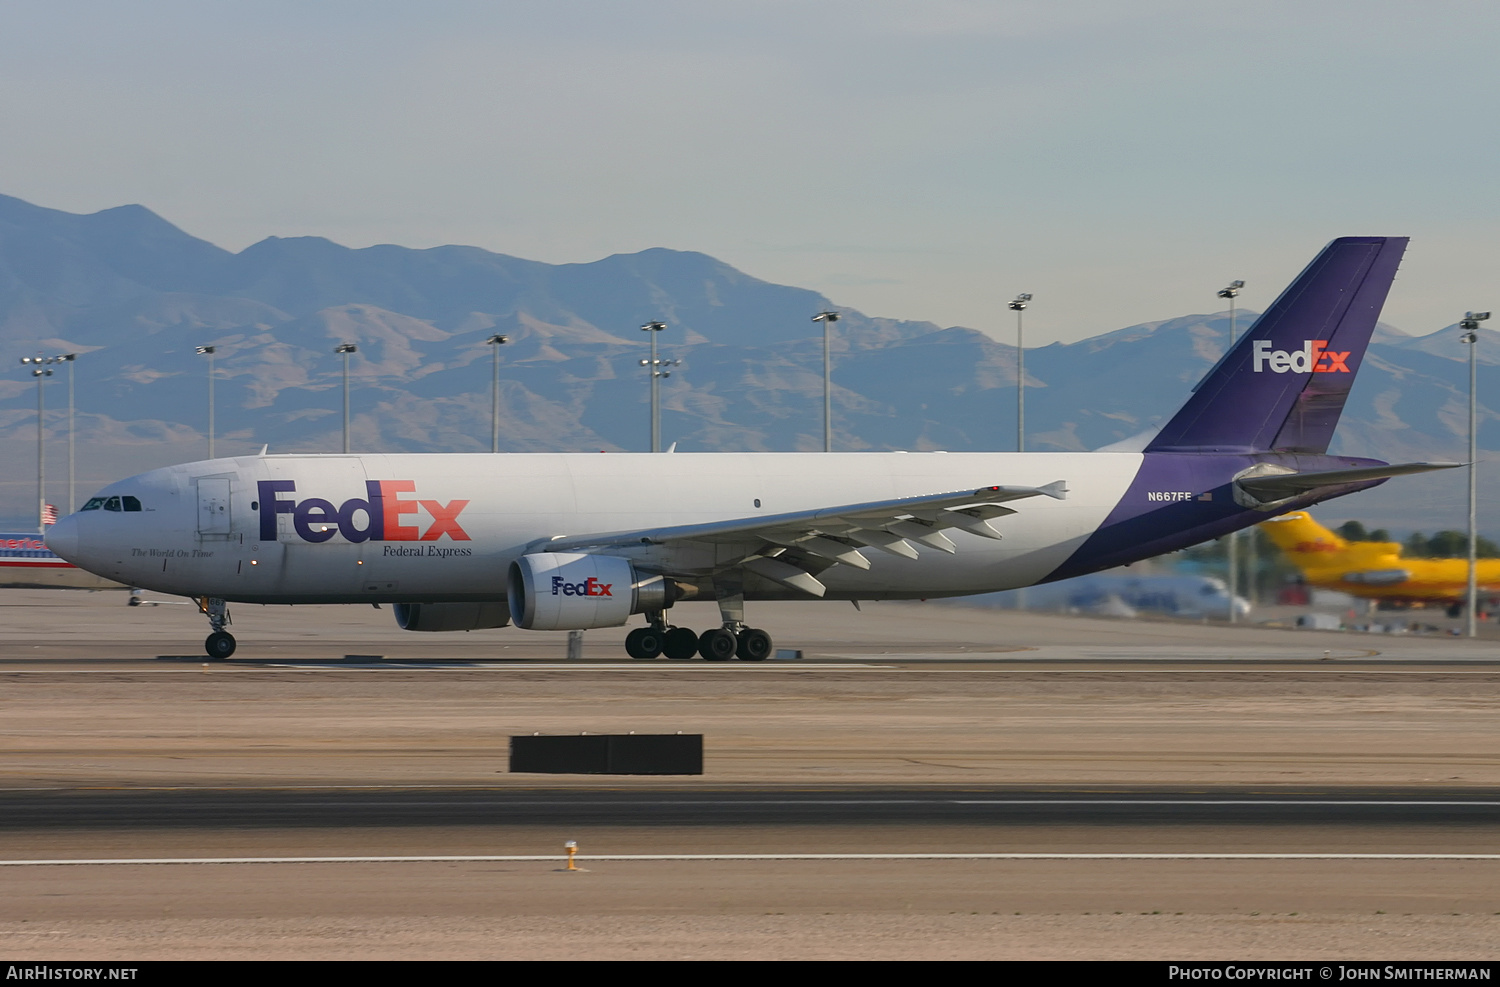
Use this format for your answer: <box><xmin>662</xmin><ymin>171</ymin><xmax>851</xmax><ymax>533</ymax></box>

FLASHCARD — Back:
<box><xmin>44</xmin><ymin>237</ymin><xmax>1453</xmax><ymax>661</ymax></box>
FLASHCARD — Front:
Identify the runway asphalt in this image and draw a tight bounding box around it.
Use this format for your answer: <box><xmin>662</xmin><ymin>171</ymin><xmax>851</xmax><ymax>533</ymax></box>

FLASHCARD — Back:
<box><xmin>6</xmin><ymin>787</ymin><xmax>1500</xmax><ymax>830</ymax></box>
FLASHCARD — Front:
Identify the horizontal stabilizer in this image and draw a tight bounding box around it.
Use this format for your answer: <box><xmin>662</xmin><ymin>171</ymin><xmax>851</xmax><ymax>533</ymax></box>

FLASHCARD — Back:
<box><xmin>1237</xmin><ymin>462</ymin><xmax>1460</xmax><ymax>501</ymax></box>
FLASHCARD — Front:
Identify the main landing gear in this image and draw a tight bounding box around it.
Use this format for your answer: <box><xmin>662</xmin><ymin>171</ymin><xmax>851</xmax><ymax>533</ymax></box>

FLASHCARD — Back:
<box><xmin>199</xmin><ymin>596</ymin><xmax>237</xmax><ymax>659</ymax></box>
<box><xmin>625</xmin><ymin>612</ymin><xmax>774</xmax><ymax>662</ymax></box>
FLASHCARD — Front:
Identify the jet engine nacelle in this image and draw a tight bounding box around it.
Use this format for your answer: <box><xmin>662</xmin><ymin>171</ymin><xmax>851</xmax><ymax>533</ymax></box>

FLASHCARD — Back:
<box><xmin>393</xmin><ymin>601</ymin><xmax>511</xmax><ymax>632</ymax></box>
<box><xmin>507</xmin><ymin>552</ymin><xmax>675</xmax><ymax>630</ymax></box>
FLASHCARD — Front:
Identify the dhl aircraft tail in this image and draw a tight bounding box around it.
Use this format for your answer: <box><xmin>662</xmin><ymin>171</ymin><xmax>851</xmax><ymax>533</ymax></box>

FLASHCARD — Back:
<box><xmin>1259</xmin><ymin>511</ymin><xmax>1346</xmax><ymax>557</ymax></box>
<box><xmin>1259</xmin><ymin>512</ymin><xmax>1401</xmax><ymax>572</ymax></box>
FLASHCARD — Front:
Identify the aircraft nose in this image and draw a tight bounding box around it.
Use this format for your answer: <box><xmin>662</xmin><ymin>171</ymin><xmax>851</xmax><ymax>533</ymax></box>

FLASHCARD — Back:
<box><xmin>44</xmin><ymin>514</ymin><xmax>79</xmax><ymax>562</ymax></box>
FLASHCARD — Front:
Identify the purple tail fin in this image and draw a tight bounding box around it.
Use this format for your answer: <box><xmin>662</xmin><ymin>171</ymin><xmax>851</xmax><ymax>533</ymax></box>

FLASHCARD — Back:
<box><xmin>1145</xmin><ymin>236</ymin><xmax>1408</xmax><ymax>454</ymax></box>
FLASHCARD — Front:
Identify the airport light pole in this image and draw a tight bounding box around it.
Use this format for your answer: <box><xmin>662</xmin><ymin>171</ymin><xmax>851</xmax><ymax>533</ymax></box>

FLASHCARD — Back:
<box><xmin>1461</xmin><ymin>311</ymin><xmax>1489</xmax><ymax>638</ymax></box>
<box><xmin>639</xmin><ymin>322</ymin><xmax>677</xmax><ymax>453</ymax></box>
<box><xmin>1010</xmin><ymin>294</ymin><xmax>1032</xmax><ymax>452</ymax></box>
<box><xmin>20</xmin><ymin>356</ymin><xmax>56</xmax><ymax>532</ymax></box>
<box><xmin>58</xmin><ymin>353</ymin><xmax>75</xmax><ymax>513</ymax></box>
<box><xmin>196</xmin><ymin>346</ymin><xmax>216</xmax><ymax>459</ymax></box>
<box><xmin>486</xmin><ymin>334</ymin><xmax>509</xmax><ymax>453</ymax></box>
<box><xmin>641</xmin><ymin>322</ymin><xmax>664</xmax><ymax>452</ymax></box>
<box><xmin>1218</xmin><ymin>280</ymin><xmax>1246</xmax><ymax>622</ymax></box>
<box><xmin>335</xmin><ymin>342</ymin><xmax>357</xmax><ymax>454</ymax></box>
<box><xmin>813</xmin><ymin>311</ymin><xmax>839</xmax><ymax>451</ymax></box>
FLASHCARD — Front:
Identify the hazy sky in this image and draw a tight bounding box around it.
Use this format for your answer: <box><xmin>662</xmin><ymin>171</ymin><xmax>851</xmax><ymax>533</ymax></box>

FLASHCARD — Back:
<box><xmin>2</xmin><ymin>0</ymin><xmax>1495</xmax><ymax>343</ymax></box>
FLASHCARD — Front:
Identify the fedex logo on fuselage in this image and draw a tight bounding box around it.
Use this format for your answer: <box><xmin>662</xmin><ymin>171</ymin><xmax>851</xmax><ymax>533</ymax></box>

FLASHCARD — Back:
<box><xmin>1252</xmin><ymin>339</ymin><xmax>1351</xmax><ymax>374</ymax></box>
<box><xmin>551</xmin><ymin>576</ymin><xmax>612</xmax><ymax>597</ymax></box>
<box><xmin>258</xmin><ymin>480</ymin><xmax>470</xmax><ymax>543</ymax></box>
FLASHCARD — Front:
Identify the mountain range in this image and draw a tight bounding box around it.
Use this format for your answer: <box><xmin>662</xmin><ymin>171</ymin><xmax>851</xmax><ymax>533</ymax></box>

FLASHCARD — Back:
<box><xmin>1</xmin><ymin>193</ymin><xmax>1494</xmax><ymax>534</ymax></box>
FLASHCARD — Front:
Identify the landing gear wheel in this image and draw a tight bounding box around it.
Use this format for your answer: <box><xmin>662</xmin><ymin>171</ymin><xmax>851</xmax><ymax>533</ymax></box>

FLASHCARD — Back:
<box><xmin>625</xmin><ymin>627</ymin><xmax>665</xmax><ymax>660</ymax></box>
<box><xmin>736</xmin><ymin>628</ymin><xmax>773</xmax><ymax>661</ymax></box>
<box><xmin>698</xmin><ymin>627</ymin><xmax>737</xmax><ymax>661</ymax></box>
<box><xmin>205</xmin><ymin>631</ymin><xmax>236</xmax><ymax>660</ymax></box>
<box><xmin>663</xmin><ymin>626</ymin><xmax>699</xmax><ymax>660</ymax></box>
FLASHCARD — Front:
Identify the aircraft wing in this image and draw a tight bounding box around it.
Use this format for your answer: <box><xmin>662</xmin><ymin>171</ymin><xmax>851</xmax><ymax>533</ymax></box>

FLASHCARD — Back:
<box><xmin>1237</xmin><ymin>462</ymin><xmax>1460</xmax><ymax>501</ymax></box>
<box><xmin>536</xmin><ymin>481</ymin><xmax>1068</xmax><ymax>596</ymax></box>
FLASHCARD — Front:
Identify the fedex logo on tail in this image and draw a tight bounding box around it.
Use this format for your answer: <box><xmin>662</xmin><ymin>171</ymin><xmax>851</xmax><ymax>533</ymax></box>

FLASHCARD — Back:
<box><xmin>1252</xmin><ymin>340</ymin><xmax>1351</xmax><ymax>374</ymax></box>
<box><xmin>258</xmin><ymin>480</ymin><xmax>470</xmax><ymax>543</ymax></box>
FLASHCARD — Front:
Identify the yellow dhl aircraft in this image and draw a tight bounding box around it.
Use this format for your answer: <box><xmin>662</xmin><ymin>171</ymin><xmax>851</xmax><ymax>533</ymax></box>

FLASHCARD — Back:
<box><xmin>1259</xmin><ymin>511</ymin><xmax>1500</xmax><ymax>614</ymax></box>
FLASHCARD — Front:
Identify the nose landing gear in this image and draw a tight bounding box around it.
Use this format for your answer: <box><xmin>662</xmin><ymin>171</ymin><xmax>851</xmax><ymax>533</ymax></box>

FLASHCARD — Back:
<box><xmin>198</xmin><ymin>596</ymin><xmax>236</xmax><ymax>659</ymax></box>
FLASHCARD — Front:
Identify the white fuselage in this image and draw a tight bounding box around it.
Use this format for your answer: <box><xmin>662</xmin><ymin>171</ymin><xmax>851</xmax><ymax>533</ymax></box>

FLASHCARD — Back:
<box><xmin>47</xmin><ymin>451</ymin><xmax>1145</xmax><ymax>604</ymax></box>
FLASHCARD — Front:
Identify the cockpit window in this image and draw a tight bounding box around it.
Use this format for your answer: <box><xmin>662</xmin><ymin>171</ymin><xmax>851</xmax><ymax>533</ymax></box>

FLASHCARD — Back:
<box><xmin>80</xmin><ymin>494</ymin><xmax>143</xmax><ymax>513</ymax></box>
